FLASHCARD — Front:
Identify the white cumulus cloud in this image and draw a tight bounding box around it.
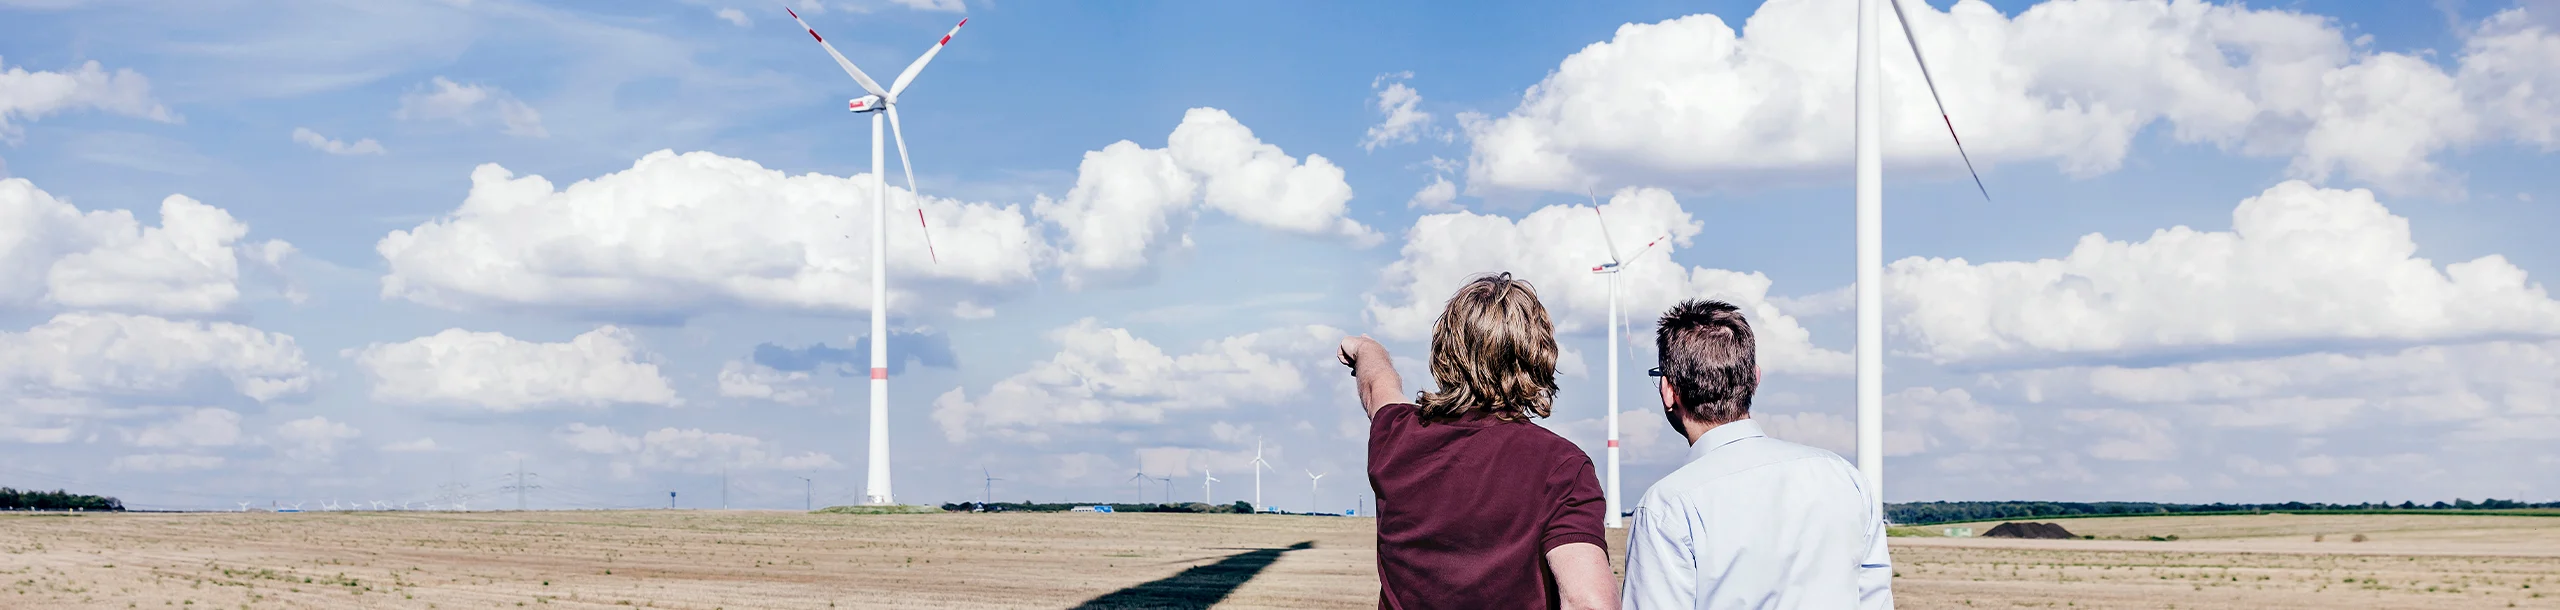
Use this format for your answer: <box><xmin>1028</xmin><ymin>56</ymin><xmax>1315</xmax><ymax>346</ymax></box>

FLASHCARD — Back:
<box><xmin>290</xmin><ymin>127</ymin><xmax>385</xmax><ymax>155</ymax></box>
<box><xmin>0</xmin><ymin>58</ymin><xmax>176</xmax><ymax>141</ymax></box>
<box><xmin>1888</xmin><ymin>181</ymin><xmax>2560</xmax><ymax>364</ymax></box>
<box><xmin>377</xmin><ymin>150</ymin><xmax>1044</xmax><ymax>320</ymax></box>
<box><xmin>1464</xmin><ymin>0</ymin><xmax>2560</xmax><ymax>196</ymax></box>
<box><xmin>1362</xmin><ymin>71</ymin><xmax>1439</xmax><ymax>151</ymax></box>
<box><xmin>1989</xmin><ymin>338</ymin><xmax>2560</xmax><ymax>442</ymax></box>
<box><xmin>1035</xmin><ymin>108</ymin><xmax>1379</xmax><ymax>287</ymax></box>
<box><xmin>273</xmin><ymin>416</ymin><xmax>359</xmax><ymax>460</ymax></box>
<box><xmin>716</xmin><ymin>360</ymin><xmax>825</xmax><ymax>406</ymax></box>
<box><xmin>1406</xmin><ymin>174</ymin><xmax>1459</xmax><ymax>212</ymax></box>
<box><xmin>0</xmin><ymin>312</ymin><xmax>313</xmax><ymax>403</ymax></box>
<box><xmin>130</xmin><ymin>408</ymin><xmax>242</xmax><ymax>448</ymax></box>
<box><xmin>1364</xmin><ymin>187</ymin><xmax>1849</xmax><ymax>375</ymax></box>
<box><xmin>393</xmin><ymin>76</ymin><xmax>547</xmax><ymax>138</ymax></box>
<box><xmin>346</xmin><ymin>326</ymin><xmax>680</xmax><ymax>411</ymax></box>
<box><xmin>554</xmin><ymin>423</ymin><xmax>840</xmax><ymax>473</ymax></box>
<box><xmin>0</xmin><ymin>178</ymin><xmax>296</xmax><ymax>317</ymax></box>
<box><xmin>932</xmin><ymin>319</ymin><xmax>1341</xmax><ymax>443</ymax></box>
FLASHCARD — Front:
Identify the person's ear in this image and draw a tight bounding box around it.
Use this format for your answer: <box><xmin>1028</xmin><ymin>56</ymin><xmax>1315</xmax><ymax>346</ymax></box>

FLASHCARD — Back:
<box><xmin>1657</xmin><ymin>375</ymin><xmax>1679</xmax><ymax>409</ymax></box>
<box><xmin>1754</xmin><ymin>367</ymin><xmax>1762</xmax><ymax>386</ymax></box>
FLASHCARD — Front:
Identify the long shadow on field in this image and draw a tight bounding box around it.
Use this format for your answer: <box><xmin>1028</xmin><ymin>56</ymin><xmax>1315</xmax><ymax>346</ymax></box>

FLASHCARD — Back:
<box><xmin>1070</xmin><ymin>541</ymin><xmax>1316</xmax><ymax>610</ymax></box>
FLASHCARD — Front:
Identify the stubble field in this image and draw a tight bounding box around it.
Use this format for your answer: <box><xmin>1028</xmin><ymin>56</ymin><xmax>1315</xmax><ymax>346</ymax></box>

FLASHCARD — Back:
<box><xmin>2</xmin><ymin>510</ymin><xmax>2555</xmax><ymax>609</ymax></box>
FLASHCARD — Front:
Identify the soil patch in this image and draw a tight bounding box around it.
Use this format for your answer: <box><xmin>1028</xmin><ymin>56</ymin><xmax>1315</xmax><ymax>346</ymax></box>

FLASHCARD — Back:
<box><xmin>1983</xmin><ymin>521</ymin><xmax>2078</xmax><ymax>539</ymax></box>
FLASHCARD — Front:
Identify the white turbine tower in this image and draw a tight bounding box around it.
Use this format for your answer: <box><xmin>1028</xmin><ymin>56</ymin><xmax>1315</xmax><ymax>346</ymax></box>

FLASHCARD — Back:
<box><xmin>1202</xmin><ymin>470</ymin><xmax>1219</xmax><ymax>505</ymax></box>
<box><xmin>1305</xmin><ymin>471</ymin><xmax>1326</xmax><ymax>515</ymax></box>
<box><xmin>1854</xmin><ymin>0</ymin><xmax>1988</xmax><ymax>512</ymax></box>
<box><xmin>784</xmin><ymin>8</ymin><xmax>967</xmax><ymax>507</ymax></box>
<box><xmin>1249</xmin><ymin>439</ymin><xmax>1274</xmax><ymax>512</ymax></box>
<box><xmin>1588</xmin><ymin>190</ymin><xmax>1669</xmax><ymax>530</ymax></box>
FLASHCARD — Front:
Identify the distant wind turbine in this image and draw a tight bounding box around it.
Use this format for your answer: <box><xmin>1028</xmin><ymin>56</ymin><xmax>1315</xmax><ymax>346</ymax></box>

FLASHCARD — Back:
<box><xmin>1305</xmin><ymin>471</ymin><xmax>1326</xmax><ymax>515</ymax></box>
<box><xmin>1249</xmin><ymin>439</ymin><xmax>1274</xmax><ymax>512</ymax></box>
<box><xmin>1588</xmin><ymin>189</ymin><xmax>1669</xmax><ymax>530</ymax></box>
<box><xmin>981</xmin><ymin>467</ymin><xmax>1003</xmax><ymax>506</ymax></box>
<box><xmin>1202</xmin><ymin>470</ymin><xmax>1219</xmax><ymax>505</ymax></box>
<box><xmin>781</xmin><ymin>7</ymin><xmax>967</xmax><ymax>508</ymax></box>
<box><xmin>1126</xmin><ymin>472</ymin><xmax>1150</xmax><ymax>505</ymax></box>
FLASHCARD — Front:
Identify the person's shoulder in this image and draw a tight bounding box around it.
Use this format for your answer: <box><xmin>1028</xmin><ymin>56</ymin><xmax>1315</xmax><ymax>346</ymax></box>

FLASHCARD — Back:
<box><xmin>1656</xmin><ymin>433</ymin><xmax>1850</xmax><ymax>490</ymax></box>
<box><xmin>1511</xmin><ymin>418</ymin><xmax>1592</xmax><ymax>461</ymax></box>
<box><xmin>1375</xmin><ymin>402</ymin><xmax>1420</xmax><ymax>419</ymax></box>
<box><xmin>1739</xmin><ymin>435</ymin><xmax>1853</xmax><ymax>467</ymax></box>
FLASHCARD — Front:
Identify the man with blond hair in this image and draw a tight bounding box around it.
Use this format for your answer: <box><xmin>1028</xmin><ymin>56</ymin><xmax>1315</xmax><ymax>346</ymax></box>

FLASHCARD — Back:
<box><xmin>1338</xmin><ymin>272</ymin><xmax>1617</xmax><ymax>610</ymax></box>
<box><xmin>1621</xmin><ymin>299</ymin><xmax>1892</xmax><ymax>609</ymax></box>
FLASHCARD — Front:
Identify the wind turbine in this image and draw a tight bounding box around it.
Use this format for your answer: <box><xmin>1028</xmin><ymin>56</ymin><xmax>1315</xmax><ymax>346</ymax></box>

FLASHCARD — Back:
<box><xmin>1588</xmin><ymin>190</ymin><xmax>1669</xmax><ymax>530</ymax></box>
<box><xmin>235</xmin><ymin>501</ymin><xmax>250</xmax><ymax>513</ymax></box>
<box><xmin>782</xmin><ymin>7</ymin><xmax>967</xmax><ymax>507</ymax></box>
<box><xmin>1126</xmin><ymin>472</ymin><xmax>1150</xmax><ymax>504</ymax></box>
<box><xmin>1155</xmin><ymin>474</ymin><xmax>1174</xmax><ymax>505</ymax></box>
<box><xmin>981</xmin><ymin>467</ymin><xmax>1002</xmax><ymax>506</ymax></box>
<box><xmin>1249</xmin><ymin>439</ymin><xmax>1274</xmax><ymax>512</ymax></box>
<box><xmin>1305</xmin><ymin>471</ymin><xmax>1326</xmax><ymax>515</ymax></box>
<box><xmin>1854</xmin><ymin>0</ymin><xmax>1989</xmax><ymax>511</ymax></box>
<box><xmin>1202</xmin><ymin>470</ymin><xmax>1219</xmax><ymax>505</ymax></box>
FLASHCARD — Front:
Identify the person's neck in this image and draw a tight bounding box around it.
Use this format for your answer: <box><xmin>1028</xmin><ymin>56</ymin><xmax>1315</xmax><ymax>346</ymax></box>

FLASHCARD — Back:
<box><xmin>1682</xmin><ymin>415</ymin><xmax>1749</xmax><ymax>446</ymax></box>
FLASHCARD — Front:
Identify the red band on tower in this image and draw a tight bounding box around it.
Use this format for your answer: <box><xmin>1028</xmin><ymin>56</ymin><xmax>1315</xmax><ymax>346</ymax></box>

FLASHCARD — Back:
<box><xmin>871</xmin><ymin>367</ymin><xmax>888</xmax><ymax>380</ymax></box>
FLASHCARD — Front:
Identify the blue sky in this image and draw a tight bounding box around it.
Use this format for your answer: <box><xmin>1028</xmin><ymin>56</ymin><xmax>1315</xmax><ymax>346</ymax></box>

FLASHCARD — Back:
<box><xmin>2</xmin><ymin>0</ymin><xmax>2556</xmax><ymax>512</ymax></box>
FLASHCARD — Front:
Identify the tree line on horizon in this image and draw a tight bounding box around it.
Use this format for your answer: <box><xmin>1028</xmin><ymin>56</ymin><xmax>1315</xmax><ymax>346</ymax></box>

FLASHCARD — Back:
<box><xmin>0</xmin><ymin>487</ymin><xmax>124</xmax><ymax>511</ymax></box>
<box><xmin>1887</xmin><ymin>499</ymin><xmax>2559</xmax><ymax>525</ymax></box>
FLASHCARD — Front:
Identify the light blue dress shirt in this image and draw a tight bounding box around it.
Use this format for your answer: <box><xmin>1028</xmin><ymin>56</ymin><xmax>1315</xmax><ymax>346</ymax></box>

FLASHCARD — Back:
<box><xmin>1620</xmin><ymin>418</ymin><xmax>1894</xmax><ymax>609</ymax></box>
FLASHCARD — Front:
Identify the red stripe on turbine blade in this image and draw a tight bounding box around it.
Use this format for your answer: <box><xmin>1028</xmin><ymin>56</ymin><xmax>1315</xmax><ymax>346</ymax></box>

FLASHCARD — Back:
<box><xmin>808</xmin><ymin>30</ymin><xmax>823</xmax><ymax>43</ymax></box>
<box><xmin>956</xmin><ymin>18</ymin><xmax>967</xmax><ymax>27</ymax></box>
<box><xmin>1943</xmin><ymin>115</ymin><xmax>1962</xmax><ymax>144</ymax></box>
<box><xmin>786</xmin><ymin>7</ymin><xmax>797</xmax><ymax>19</ymax></box>
<box><xmin>939</xmin><ymin>34</ymin><xmax>951</xmax><ymax>45</ymax></box>
<box><xmin>918</xmin><ymin>209</ymin><xmax>939</xmax><ymax>263</ymax></box>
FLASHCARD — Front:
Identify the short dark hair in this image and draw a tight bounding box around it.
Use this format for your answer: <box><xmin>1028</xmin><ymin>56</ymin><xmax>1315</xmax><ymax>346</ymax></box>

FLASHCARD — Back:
<box><xmin>1416</xmin><ymin>272</ymin><xmax>1559</xmax><ymax>422</ymax></box>
<box><xmin>1655</xmin><ymin>299</ymin><xmax>1756</xmax><ymax>425</ymax></box>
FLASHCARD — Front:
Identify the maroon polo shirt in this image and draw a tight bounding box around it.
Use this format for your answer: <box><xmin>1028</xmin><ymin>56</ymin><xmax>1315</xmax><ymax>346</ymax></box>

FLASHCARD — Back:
<box><xmin>1367</xmin><ymin>402</ymin><xmax>1608</xmax><ymax>609</ymax></box>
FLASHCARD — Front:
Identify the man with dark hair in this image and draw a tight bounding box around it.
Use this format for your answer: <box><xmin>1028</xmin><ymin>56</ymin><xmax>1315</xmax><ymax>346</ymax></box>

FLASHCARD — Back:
<box><xmin>1339</xmin><ymin>272</ymin><xmax>1617</xmax><ymax>610</ymax></box>
<box><xmin>1621</xmin><ymin>300</ymin><xmax>1893</xmax><ymax>609</ymax></box>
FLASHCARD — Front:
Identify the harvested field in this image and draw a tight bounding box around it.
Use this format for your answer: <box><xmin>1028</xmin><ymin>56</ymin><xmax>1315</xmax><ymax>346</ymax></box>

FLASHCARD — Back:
<box><xmin>1</xmin><ymin>511</ymin><xmax>2554</xmax><ymax>608</ymax></box>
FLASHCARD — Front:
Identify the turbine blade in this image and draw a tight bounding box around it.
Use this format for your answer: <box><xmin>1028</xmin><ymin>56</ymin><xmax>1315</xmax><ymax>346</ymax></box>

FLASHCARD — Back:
<box><xmin>1589</xmin><ymin>189</ymin><xmax>1624</xmax><ymax>264</ymax></box>
<box><xmin>1888</xmin><ymin>0</ymin><xmax>1989</xmax><ymax>201</ymax></box>
<box><xmin>785</xmin><ymin>6</ymin><xmax>889</xmax><ymax>98</ymax></box>
<box><xmin>1620</xmin><ymin>234</ymin><xmax>1670</xmax><ymax>267</ymax></box>
<box><xmin>886</xmin><ymin>105</ymin><xmax>940</xmax><ymax>264</ymax></box>
<box><xmin>889</xmin><ymin>18</ymin><xmax>967</xmax><ymax>99</ymax></box>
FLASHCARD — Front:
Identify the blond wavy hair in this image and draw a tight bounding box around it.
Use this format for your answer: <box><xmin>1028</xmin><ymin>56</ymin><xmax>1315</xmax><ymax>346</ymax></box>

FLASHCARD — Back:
<box><xmin>1415</xmin><ymin>273</ymin><xmax>1559</xmax><ymax>422</ymax></box>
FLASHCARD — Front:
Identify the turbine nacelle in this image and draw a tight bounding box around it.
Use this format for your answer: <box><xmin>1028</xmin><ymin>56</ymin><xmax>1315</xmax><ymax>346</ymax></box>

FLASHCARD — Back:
<box><xmin>849</xmin><ymin>95</ymin><xmax>884</xmax><ymax>113</ymax></box>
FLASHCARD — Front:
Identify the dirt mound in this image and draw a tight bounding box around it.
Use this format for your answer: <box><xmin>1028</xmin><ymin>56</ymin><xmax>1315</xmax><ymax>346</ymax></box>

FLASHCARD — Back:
<box><xmin>1983</xmin><ymin>521</ymin><xmax>2078</xmax><ymax>539</ymax></box>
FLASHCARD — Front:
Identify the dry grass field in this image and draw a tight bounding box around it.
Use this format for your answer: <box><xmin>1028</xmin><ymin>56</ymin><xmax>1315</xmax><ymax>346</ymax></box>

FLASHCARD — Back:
<box><xmin>1</xmin><ymin>510</ymin><xmax>2554</xmax><ymax>609</ymax></box>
